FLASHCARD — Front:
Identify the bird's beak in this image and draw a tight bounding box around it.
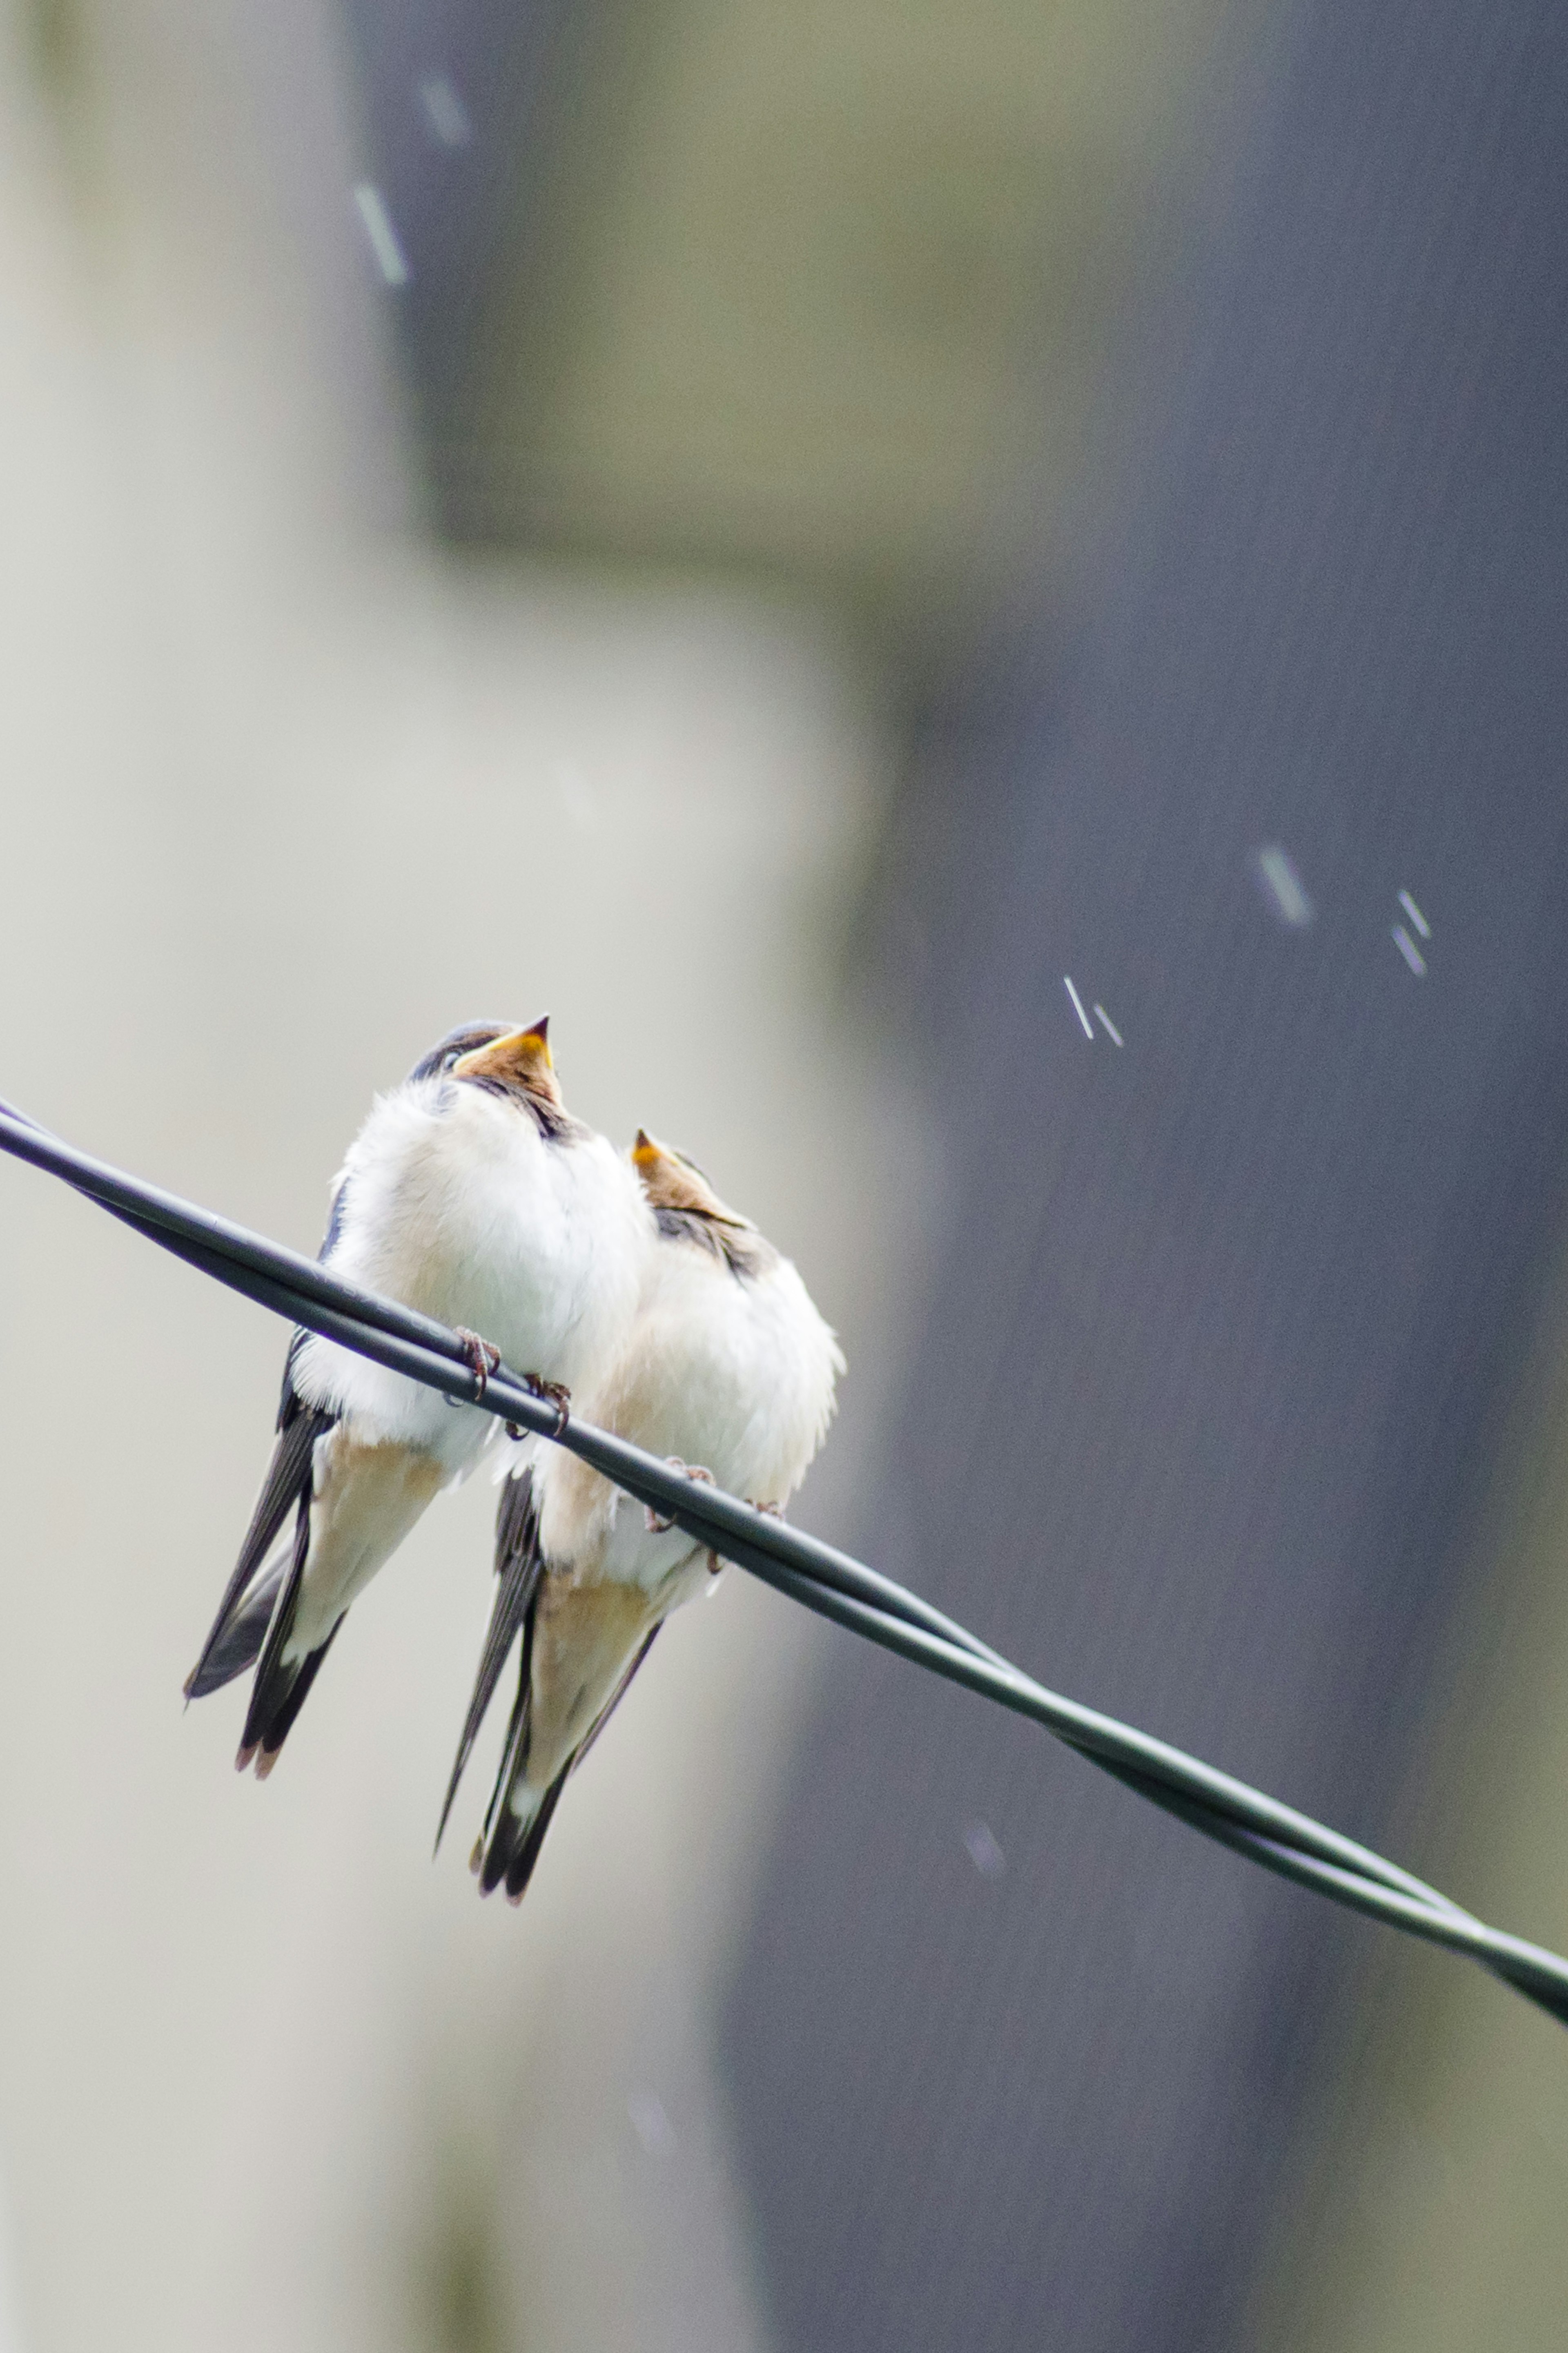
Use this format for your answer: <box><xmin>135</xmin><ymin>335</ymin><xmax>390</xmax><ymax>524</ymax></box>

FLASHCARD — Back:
<box><xmin>631</xmin><ymin>1126</ymin><xmax>664</xmax><ymax>1168</ymax></box>
<box><xmin>452</xmin><ymin>1017</ymin><xmax>555</xmax><ymax>1090</ymax></box>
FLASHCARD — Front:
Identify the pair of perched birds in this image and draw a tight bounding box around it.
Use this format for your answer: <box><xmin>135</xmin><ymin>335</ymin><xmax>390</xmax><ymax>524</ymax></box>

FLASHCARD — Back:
<box><xmin>185</xmin><ymin>1019</ymin><xmax>842</xmax><ymax>1902</ymax></box>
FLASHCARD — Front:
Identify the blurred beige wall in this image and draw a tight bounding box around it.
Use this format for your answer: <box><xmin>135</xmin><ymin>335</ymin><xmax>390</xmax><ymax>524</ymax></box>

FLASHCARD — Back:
<box><xmin>0</xmin><ymin>3</ymin><xmax>928</xmax><ymax>2346</ymax></box>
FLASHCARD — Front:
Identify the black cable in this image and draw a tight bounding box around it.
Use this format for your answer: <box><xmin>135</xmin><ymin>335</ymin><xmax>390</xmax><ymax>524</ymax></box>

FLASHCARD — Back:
<box><xmin>3</xmin><ymin>1095</ymin><xmax>1565</xmax><ymax>2027</ymax></box>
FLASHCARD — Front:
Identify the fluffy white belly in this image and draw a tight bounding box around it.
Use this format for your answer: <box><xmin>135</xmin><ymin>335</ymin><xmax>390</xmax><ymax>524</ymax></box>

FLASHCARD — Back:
<box><xmin>292</xmin><ymin>1082</ymin><xmax>645</xmax><ymax>1459</ymax></box>
<box><xmin>544</xmin><ymin>1248</ymin><xmax>840</xmax><ymax>1598</ymax></box>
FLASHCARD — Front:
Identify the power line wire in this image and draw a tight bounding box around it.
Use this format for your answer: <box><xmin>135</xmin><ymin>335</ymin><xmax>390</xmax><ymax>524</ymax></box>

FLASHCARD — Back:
<box><xmin>3</xmin><ymin>1093</ymin><xmax>1566</xmax><ymax>2027</ymax></box>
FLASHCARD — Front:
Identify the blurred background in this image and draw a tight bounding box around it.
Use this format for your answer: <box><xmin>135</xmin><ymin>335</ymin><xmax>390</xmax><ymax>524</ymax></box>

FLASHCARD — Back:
<box><xmin>4</xmin><ymin>0</ymin><xmax>1568</xmax><ymax>2346</ymax></box>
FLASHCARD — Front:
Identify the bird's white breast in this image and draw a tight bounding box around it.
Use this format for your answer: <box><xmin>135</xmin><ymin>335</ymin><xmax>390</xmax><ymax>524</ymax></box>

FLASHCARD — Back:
<box><xmin>536</xmin><ymin>1229</ymin><xmax>843</xmax><ymax>1592</ymax></box>
<box><xmin>292</xmin><ymin>1079</ymin><xmax>652</xmax><ymax>1464</ymax></box>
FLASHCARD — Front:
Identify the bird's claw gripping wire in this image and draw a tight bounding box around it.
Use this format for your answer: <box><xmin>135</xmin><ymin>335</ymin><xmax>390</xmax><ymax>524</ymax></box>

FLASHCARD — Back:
<box><xmin>448</xmin><ymin>1328</ymin><xmax>501</xmax><ymax>1405</ymax></box>
<box><xmin>645</xmin><ymin>1459</ymin><xmax>717</xmax><ymax>1533</ymax></box>
<box><xmin>505</xmin><ymin>1374</ymin><xmax>571</xmax><ymax>1441</ymax></box>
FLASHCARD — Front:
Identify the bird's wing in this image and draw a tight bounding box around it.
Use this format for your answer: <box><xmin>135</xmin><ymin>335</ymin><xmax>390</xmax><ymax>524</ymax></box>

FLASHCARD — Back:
<box><xmin>184</xmin><ymin>1390</ymin><xmax>334</xmax><ymax>1698</ymax></box>
<box><xmin>187</xmin><ymin>1171</ymin><xmax>350</xmax><ymax>1702</ymax></box>
<box><xmin>469</xmin><ymin>1575</ymin><xmax>548</xmax><ymax>1895</ymax></box>
<box><xmin>187</xmin><ymin>1554</ymin><xmax>288</xmax><ymax>1697</ymax></box>
<box><xmin>434</xmin><ymin>1463</ymin><xmax>545</xmax><ymax>1851</ymax></box>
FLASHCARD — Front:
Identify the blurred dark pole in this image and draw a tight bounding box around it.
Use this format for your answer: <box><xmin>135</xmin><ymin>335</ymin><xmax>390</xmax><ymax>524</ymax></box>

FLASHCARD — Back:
<box><xmin>722</xmin><ymin>4</ymin><xmax>1568</xmax><ymax>2350</ymax></box>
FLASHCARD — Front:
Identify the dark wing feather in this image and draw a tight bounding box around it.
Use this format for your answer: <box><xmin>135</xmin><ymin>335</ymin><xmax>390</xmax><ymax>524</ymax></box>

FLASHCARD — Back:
<box><xmin>481</xmin><ymin>1636</ymin><xmax>536</xmax><ymax>1846</ymax></box>
<box><xmin>471</xmin><ymin>1559</ymin><xmax>547</xmax><ymax>1881</ymax></box>
<box><xmin>434</xmin><ymin>1464</ymin><xmax>545</xmax><ymax>1851</ymax></box>
<box><xmin>184</xmin><ymin>1555</ymin><xmax>288</xmax><ymax>1700</ymax></box>
<box><xmin>184</xmin><ymin>1394</ymin><xmax>334</xmax><ymax>1698</ymax></box>
<box><xmin>187</xmin><ymin>1166</ymin><xmax>347</xmax><ymax>1703</ymax></box>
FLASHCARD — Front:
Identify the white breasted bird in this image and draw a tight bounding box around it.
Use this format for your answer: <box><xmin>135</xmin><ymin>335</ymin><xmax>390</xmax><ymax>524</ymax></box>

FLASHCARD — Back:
<box><xmin>186</xmin><ymin>1019</ymin><xmax>653</xmax><ymax>1775</ymax></box>
<box><xmin>442</xmin><ymin>1128</ymin><xmax>844</xmax><ymax>1903</ymax></box>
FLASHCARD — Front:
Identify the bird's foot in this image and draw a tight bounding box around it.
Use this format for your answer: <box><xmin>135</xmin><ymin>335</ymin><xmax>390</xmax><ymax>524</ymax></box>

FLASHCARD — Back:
<box><xmin>451</xmin><ymin>1328</ymin><xmax>501</xmax><ymax>1406</ymax></box>
<box><xmin>645</xmin><ymin>1460</ymin><xmax>716</xmax><ymax>1534</ymax></box>
<box><xmin>506</xmin><ymin>1374</ymin><xmax>570</xmax><ymax>1441</ymax></box>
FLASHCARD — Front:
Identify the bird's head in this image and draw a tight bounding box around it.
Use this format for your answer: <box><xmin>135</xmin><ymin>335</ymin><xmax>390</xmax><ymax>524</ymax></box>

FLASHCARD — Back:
<box><xmin>633</xmin><ymin>1130</ymin><xmax>772</xmax><ymax>1276</ymax></box>
<box><xmin>631</xmin><ymin>1129</ymin><xmax>741</xmax><ymax>1221</ymax></box>
<box><xmin>448</xmin><ymin>1017</ymin><xmax>563</xmax><ymax>1111</ymax></box>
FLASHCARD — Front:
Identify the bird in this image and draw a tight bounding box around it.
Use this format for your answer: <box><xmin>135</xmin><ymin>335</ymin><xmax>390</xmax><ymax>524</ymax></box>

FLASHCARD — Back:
<box><xmin>185</xmin><ymin>1019</ymin><xmax>653</xmax><ymax>1777</ymax></box>
<box><xmin>441</xmin><ymin>1126</ymin><xmax>844</xmax><ymax>1903</ymax></box>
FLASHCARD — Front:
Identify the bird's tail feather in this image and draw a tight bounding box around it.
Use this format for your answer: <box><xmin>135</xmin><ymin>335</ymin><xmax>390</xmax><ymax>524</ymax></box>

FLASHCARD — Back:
<box><xmin>478</xmin><ymin>1763</ymin><xmax>571</xmax><ymax>1903</ymax></box>
<box><xmin>237</xmin><ymin>1503</ymin><xmax>340</xmax><ymax>1769</ymax></box>
<box><xmin>472</xmin><ymin>1616</ymin><xmax>547</xmax><ymax>1895</ymax></box>
<box><xmin>472</xmin><ymin>1616</ymin><xmax>664</xmax><ymax>1904</ymax></box>
<box><xmin>435</xmin><ymin>1467</ymin><xmax>543</xmax><ymax>1853</ymax></box>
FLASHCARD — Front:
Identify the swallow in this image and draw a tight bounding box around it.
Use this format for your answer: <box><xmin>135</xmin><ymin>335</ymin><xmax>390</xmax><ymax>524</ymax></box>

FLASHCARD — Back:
<box><xmin>185</xmin><ymin>1019</ymin><xmax>653</xmax><ymax>1776</ymax></box>
<box><xmin>441</xmin><ymin>1128</ymin><xmax>844</xmax><ymax>1902</ymax></box>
